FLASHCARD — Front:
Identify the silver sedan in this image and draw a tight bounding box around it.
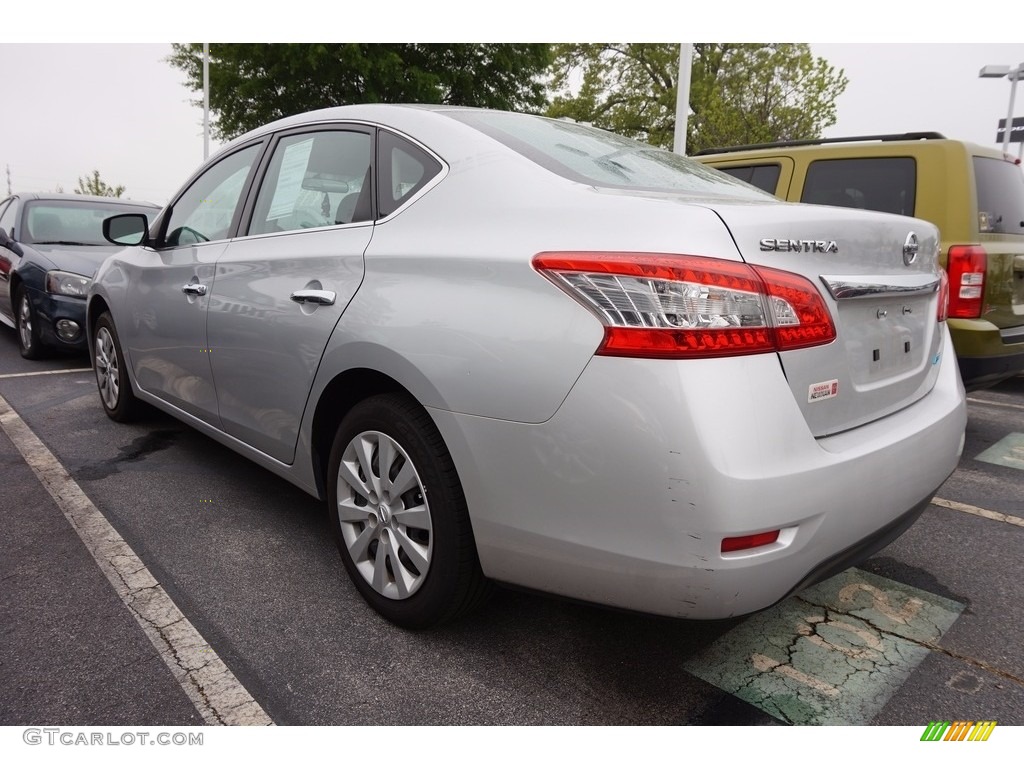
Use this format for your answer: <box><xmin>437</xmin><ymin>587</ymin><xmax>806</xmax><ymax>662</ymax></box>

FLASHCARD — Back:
<box><xmin>88</xmin><ymin>105</ymin><xmax>966</xmax><ymax>628</ymax></box>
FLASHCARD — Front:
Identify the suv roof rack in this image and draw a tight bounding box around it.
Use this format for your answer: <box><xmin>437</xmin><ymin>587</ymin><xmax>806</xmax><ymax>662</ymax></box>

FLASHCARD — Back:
<box><xmin>692</xmin><ymin>132</ymin><xmax>947</xmax><ymax>157</ymax></box>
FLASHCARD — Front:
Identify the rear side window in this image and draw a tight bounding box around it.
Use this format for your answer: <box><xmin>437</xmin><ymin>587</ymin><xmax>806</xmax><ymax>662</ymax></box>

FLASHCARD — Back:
<box><xmin>717</xmin><ymin>164</ymin><xmax>781</xmax><ymax>195</ymax></box>
<box><xmin>974</xmin><ymin>156</ymin><xmax>1024</xmax><ymax>235</ymax></box>
<box><xmin>377</xmin><ymin>131</ymin><xmax>442</xmax><ymax>218</ymax></box>
<box><xmin>801</xmin><ymin>157</ymin><xmax>917</xmax><ymax>216</ymax></box>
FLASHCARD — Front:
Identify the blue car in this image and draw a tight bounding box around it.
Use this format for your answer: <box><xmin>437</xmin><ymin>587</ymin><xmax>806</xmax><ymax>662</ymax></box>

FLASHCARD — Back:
<box><xmin>0</xmin><ymin>193</ymin><xmax>160</xmax><ymax>358</ymax></box>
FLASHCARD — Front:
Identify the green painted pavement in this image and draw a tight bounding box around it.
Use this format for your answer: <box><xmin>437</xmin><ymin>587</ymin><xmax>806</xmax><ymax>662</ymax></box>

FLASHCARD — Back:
<box><xmin>684</xmin><ymin>568</ymin><xmax>964</xmax><ymax>725</ymax></box>
<box><xmin>974</xmin><ymin>432</ymin><xmax>1024</xmax><ymax>471</ymax></box>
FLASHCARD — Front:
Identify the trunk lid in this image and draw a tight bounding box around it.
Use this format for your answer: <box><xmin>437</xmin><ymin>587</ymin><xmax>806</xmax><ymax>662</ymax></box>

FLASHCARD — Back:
<box><xmin>711</xmin><ymin>201</ymin><xmax>944</xmax><ymax>437</ymax></box>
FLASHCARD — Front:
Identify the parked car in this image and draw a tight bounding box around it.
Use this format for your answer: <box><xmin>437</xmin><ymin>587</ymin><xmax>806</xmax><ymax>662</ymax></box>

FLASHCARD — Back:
<box><xmin>89</xmin><ymin>106</ymin><xmax>966</xmax><ymax>629</ymax></box>
<box><xmin>0</xmin><ymin>193</ymin><xmax>161</xmax><ymax>358</ymax></box>
<box><xmin>695</xmin><ymin>133</ymin><xmax>1024</xmax><ymax>390</ymax></box>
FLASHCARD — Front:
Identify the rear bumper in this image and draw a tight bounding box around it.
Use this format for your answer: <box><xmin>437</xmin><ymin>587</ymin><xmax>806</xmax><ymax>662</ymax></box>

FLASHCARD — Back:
<box><xmin>948</xmin><ymin>318</ymin><xmax>1024</xmax><ymax>390</ymax></box>
<box><xmin>431</xmin><ymin>331</ymin><xmax>966</xmax><ymax>620</ymax></box>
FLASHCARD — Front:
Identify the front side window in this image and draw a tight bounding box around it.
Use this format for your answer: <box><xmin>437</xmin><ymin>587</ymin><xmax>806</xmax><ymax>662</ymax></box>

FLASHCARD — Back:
<box><xmin>974</xmin><ymin>156</ymin><xmax>1024</xmax><ymax>235</ymax></box>
<box><xmin>0</xmin><ymin>198</ymin><xmax>17</xmax><ymax>237</ymax></box>
<box><xmin>801</xmin><ymin>157</ymin><xmax>916</xmax><ymax>216</ymax></box>
<box><xmin>249</xmin><ymin>129</ymin><xmax>372</xmax><ymax>236</ymax></box>
<box><xmin>164</xmin><ymin>144</ymin><xmax>261</xmax><ymax>246</ymax></box>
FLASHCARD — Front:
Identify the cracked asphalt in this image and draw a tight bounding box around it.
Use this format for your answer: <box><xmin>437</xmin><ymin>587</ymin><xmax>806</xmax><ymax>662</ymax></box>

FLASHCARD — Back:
<box><xmin>1</xmin><ymin>329</ymin><xmax>1022</xmax><ymax>727</ymax></box>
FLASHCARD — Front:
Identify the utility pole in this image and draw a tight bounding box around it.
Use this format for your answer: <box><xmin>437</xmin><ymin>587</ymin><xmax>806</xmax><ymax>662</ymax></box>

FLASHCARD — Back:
<box><xmin>5</xmin><ymin>165</ymin><xmax>11</xmax><ymax>195</ymax></box>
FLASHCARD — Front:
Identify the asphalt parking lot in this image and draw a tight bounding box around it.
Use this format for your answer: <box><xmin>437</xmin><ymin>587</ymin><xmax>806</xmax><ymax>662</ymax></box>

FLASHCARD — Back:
<box><xmin>1</xmin><ymin>328</ymin><xmax>1022</xmax><ymax>728</ymax></box>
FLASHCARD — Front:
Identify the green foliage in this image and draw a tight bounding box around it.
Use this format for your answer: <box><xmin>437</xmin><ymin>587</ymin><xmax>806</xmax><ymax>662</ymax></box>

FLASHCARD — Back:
<box><xmin>75</xmin><ymin>170</ymin><xmax>124</xmax><ymax>198</ymax></box>
<box><xmin>548</xmin><ymin>44</ymin><xmax>849</xmax><ymax>154</ymax></box>
<box><xmin>169</xmin><ymin>43</ymin><xmax>553</xmax><ymax>141</ymax></box>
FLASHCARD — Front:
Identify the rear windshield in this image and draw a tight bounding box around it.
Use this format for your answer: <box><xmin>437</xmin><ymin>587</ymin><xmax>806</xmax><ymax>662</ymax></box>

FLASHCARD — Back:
<box><xmin>445</xmin><ymin>110</ymin><xmax>770</xmax><ymax>199</ymax></box>
<box><xmin>973</xmin><ymin>156</ymin><xmax>1024</xmax><ymax>235</ymax></box>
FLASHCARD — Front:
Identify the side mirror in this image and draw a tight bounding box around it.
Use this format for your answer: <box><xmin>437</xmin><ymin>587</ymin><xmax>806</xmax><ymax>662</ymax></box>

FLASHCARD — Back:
<box><xmin>0</xmin><ymin>227</ymin><xmax>24</xmax><ymax>257</ymax></box>
<box><xmin>103</xmin><ymin>214</ymin><xmax>150</xmax><ymax>246</ymax></box>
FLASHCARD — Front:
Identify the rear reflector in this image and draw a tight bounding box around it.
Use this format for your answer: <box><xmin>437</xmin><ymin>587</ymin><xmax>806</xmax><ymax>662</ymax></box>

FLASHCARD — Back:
<box><xmin>722</xmin><ymin>530</ymin><xmax>781</xmax><ymax>553</ymax></box>
<box><xmin>937</xmin><ymin>268</ymin><xmax>949</xmax><ymax>322</ymax></box>
<box><xmin>533</xmin><ymin>252</ymin><xmax>836</xmax><ymax>358</ymax></box>
<box><xmin>946</xmin><ymin>245</ymin><xmax>986</xmax><ymax>319</ymax></box>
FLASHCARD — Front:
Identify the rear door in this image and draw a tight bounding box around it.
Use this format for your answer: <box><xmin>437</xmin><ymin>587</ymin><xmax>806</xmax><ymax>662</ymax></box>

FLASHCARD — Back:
<box><xmin>711</xmin><ymin>201</ymin><xmax>944</xmax><ymax>437</ymax></box>
<box><xmin>206</xmin><ymin>126</ymin><xmax>375</xmax><ymax>464</ymax></box>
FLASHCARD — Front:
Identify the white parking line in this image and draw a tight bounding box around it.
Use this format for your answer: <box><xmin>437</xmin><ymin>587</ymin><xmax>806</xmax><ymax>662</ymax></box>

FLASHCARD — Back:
<box><xmin>0</xmin><ymin>394</ymin><xmax>273</xmax><ymax>726</ymax></box>
<box><xmin>0</xmin><ymin>368</ymin><xmax>92</xmax><ymax>379</ymax></box>
<box><xmin>931</xmin><ymin>497</ymin><xmax>1024</xmax><ymax>528</ymax></box>
<box><xmin>967</xmin><ymin>396</ymin><xmax>1024</xmax><ymax>411</ymax></box>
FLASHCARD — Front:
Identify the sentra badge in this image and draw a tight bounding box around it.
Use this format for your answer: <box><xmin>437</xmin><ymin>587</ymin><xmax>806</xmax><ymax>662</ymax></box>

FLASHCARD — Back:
<box><xmin>760</xmin><ymin>239</ymin><xmax>839</xmax><ymax>253</ymax></box>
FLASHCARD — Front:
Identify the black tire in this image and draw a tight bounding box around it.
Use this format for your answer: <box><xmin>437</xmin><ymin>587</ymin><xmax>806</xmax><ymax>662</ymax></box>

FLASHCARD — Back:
<box><xmin>327</xmin><ymin>393</ymin><xmax>490</xmax><ymax>629</ymax></box>
<box><xmin>14</xmin><ymin>287</ymin><xmax>45</xmax><ymax>360</ymax></box>
<box><xmin>92</xmin><ymin>311</ymin><xmax>143</xmax><ymax>422</ymax></box>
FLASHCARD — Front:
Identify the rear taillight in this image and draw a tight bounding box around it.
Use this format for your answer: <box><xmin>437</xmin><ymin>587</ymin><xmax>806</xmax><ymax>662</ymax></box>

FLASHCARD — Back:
<box><xmin>946</xmin><ymin>245</ymin><xmax>986</xmax><ymax>319</ymax></box>
<box><xmin>533</xmin><ymin>252</ymin><xmax>836</xmax><ymax>359</ymax></box>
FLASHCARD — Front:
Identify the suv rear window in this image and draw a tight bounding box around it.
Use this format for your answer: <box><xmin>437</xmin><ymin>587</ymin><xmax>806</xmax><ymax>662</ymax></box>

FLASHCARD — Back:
<box><xmin>801</xmin><ymin>157</ymin><xmax>917</xmax><ymax>216</ymax></box>
<box><xmin>973</xmin><ymin>156</ymin><xmax>1024</xmax><ymax>235</ymax></box>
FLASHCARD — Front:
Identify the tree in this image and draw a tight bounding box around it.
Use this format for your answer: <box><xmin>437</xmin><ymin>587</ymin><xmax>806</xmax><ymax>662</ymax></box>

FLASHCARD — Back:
<box><xmin>169</xmin><ymin>43</ymin><xmax>553</xmax><ymax>141</ymax></box>
<box><xmin>548</xmin><ymin>44</ymin><xmax>849</xmax><ymax>154</ymax></box>
<box><xmin>75</xmin><ymin>170</ymin><xmax>125</xmax><ymax>198</ymax></box>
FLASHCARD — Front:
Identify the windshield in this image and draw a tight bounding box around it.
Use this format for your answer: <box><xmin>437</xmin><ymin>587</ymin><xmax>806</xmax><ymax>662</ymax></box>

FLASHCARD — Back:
<box><xmin>445</xmin><ymin>110</ymin><xmax>771</xmax><ymax>199</ymax></box>
<box><xmin>23</xmin><ymin>200</ymin><xmax>157</xmax><ymax>246</ymax></box>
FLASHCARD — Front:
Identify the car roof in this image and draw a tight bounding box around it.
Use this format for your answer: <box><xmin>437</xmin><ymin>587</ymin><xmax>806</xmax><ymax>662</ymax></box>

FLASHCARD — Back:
<box><xmin>11</xmin><ymin>192</ymin><xmax>161</xmax><ymax>208</ymax></box>
<box><xmin>214</xmin><ymin>103</ymin><xmax>545</xmax><ymax>162</ymax></box>
<box><xmin>694</xmin><ymin>134</ymin><xmax>1014</xmax><ymax>162</ymax></box>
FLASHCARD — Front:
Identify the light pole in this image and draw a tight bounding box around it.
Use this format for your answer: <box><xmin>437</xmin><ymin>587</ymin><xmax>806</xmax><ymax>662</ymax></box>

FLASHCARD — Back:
<box><xmin>203</xmin><ymin>43</ymin><xmax>210</xmax><ymax>161</ymax></box>
<box><xmin>979</xmin><ymin>62</ymin><xmax>1023</xmax><ymax>156</ymax></box>
<box><xmin>673</xmin><ymin>44</ymin><xmax>693</xmax><ymax>156</ymax></box>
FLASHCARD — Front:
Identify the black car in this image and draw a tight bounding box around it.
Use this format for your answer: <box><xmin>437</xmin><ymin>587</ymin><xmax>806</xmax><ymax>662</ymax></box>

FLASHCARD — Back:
<box><xmin>0</xmin><ymin>193</ymin><xmax>160</xmax><ymax>358</ymax></box>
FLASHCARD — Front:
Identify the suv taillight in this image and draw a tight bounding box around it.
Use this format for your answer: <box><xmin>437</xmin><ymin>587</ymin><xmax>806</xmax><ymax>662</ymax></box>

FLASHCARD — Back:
<box><xmin>946</xmin><ymin>245</ymin><xmax>986</xmax><ymax>319</ymax></box>
<box><xmin>533</xmin><ymin>252</ymin><xmax>836</xmax><ymax>358</ymax></box>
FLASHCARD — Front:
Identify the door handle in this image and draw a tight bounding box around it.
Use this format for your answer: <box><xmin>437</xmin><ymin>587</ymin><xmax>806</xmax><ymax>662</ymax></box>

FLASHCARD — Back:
<box><xmin>290</xmin><ymin>289</ymin><xmax>336</xmax><ymax>306</ymax></box>
<box><xmin>181</xmin><ymin>282</ymin><xmax>207</xmax><ymax>296</ymax></box>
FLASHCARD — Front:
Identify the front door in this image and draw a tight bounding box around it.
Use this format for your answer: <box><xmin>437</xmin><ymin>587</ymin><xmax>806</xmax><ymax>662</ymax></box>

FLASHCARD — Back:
<box><xmin>124</xmin><ymin>144</ymin><xmax>262</xmax><ymax>425</ymax></box>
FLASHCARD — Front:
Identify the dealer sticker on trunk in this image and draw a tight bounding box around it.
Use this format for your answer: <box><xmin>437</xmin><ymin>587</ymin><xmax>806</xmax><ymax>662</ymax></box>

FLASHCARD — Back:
<box><xmin>808</xmin><ymin>379</ymin><xmax>839</xmax><ymax>403</ymax></box>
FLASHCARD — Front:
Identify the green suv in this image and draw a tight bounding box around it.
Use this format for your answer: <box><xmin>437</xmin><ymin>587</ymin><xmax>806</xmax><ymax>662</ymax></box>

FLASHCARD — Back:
<box><xmin>696</xmin><ymin>133</ymin><xmax>1024</xmax><ymax>390</ymax></box>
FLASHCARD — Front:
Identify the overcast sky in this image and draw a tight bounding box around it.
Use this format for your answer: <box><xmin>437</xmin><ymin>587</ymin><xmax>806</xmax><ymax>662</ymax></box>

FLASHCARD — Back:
<box><xmin>1</xmin><ymin>38</ymin><xmax>1021</xmax><ymax>205</ymax></box>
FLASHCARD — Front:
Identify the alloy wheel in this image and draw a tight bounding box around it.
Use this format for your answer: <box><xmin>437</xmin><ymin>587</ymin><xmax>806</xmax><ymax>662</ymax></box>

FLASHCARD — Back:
<box><xmin>94</xmin><ymin>326</ymin><xmax>120</xmax><ymax>410</ymax></box>
<box><xmin>17</xmin><ymin>294</ymin><xmax>33</xmax><ymax>353</ymax></box>
<box><xmin>336</xmin><ymin>430</ymin><xmax>433</xmax><ymax>600</ymax></box>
